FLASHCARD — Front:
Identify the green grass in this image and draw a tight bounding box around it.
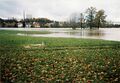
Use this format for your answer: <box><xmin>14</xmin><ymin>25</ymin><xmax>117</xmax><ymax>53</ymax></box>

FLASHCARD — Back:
<box><xmin>0</xmin><ymin>30</ymin><xmax>120</xmax><ymax>82</ymax></box>
<box><xmin>0</xmin><ymin>30</ymin><xmax>51</xmax><ymax>35</ymax></box>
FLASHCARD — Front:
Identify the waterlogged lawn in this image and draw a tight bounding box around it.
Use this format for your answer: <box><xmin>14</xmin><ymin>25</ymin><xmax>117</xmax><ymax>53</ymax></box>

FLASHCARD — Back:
<box><xmin>0</xmin><ymin>30</ymin><xmax>51</xmax><ymax>35</ymax></box>
<box><xmin>0</xmin><ymin>30</ymin><xmax>120</xmax><ymax>47</ymax></box>
<box><xmin>0</xmin><ymin>30</ymin><xmax>120</xmax><ymax>82</ymax></box>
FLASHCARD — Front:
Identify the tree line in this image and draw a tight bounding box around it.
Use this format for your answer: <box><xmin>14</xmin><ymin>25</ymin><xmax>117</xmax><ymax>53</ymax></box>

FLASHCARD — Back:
<box><xmin>0</xmin><ymin>7</ymin><xmax>120</xmax><ymax>28</ymax></box>
<box><xmin>0</xmin><ymin>18</ymin><xmax>53</xmax><ymax>28</ymax></box>
<box><xmin>68</xmin><ymin>7</ymin><xmax>107</xmax><ymax>29</ymax></box>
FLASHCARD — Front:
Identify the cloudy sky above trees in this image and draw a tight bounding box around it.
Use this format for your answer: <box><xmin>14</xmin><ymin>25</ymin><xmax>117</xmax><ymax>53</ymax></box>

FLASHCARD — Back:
<box><xmin>0</xmin><ymin>0</ymin><xmax>120</xmax><ymax>22</ymax></box>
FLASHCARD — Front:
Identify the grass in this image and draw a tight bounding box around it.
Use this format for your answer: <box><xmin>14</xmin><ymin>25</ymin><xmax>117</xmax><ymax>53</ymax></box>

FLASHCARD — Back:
<box><xmin>0</xmin><ymin>30</ymin><xmax>120</xmax><ymax>82</ymax></box>
<box><xmin>0</xmin><ymin>30</ymin><xmax>51</xmax><ymax>35</ymax></box>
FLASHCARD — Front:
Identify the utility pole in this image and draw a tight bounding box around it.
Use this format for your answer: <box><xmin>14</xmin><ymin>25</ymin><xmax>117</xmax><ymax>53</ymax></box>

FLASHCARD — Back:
<box><xmin>23</xmin><ymin>11</ymin><xmax>26</xmax><ymax>28</ymax></box>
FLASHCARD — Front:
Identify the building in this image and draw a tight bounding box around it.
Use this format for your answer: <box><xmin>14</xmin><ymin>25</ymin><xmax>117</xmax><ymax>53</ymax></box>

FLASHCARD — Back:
<box><xmin>32</xmin><ymin>22</ymin><xmax>40</xmax><ymax>28</ymax></box>
<box><xmin>17</xmin><ymin>22</ymin><xmax>23</xmax><ymax>28</ymax></box>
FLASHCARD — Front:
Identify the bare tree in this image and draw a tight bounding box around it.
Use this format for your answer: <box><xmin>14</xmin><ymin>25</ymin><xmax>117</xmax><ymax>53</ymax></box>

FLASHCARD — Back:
<box><xmin>69</xmin><ymin>13</ymin><xmax>77</xmax><ymax>29</ymax></box>
<box><xmin>79</xmin><ymin>13</ymin><xmax>85</xmax><ymax>29</ymax></box>
<box><xmin>86</xmin><ymin>7</ymin><xmax>96</xmax><ymax>29</ymax></box>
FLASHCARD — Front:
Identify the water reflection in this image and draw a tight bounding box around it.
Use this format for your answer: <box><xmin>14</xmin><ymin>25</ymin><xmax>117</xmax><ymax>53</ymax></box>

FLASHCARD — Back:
<box><xmin>86</xmin><ymin>29</ymin><xmax>104</xmax><ymax>36</ymax></box>
<box><xmin>62</xmin><ymin>29</ymin><xmax>104</xmax><ymax>37</ymax></box>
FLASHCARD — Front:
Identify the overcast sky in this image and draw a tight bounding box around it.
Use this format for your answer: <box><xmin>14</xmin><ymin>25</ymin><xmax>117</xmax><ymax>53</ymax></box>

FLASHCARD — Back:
<box><xmin>0</xmin><ymin>0</ymin><xmax>120</xmax><ymax>22</ymax></box>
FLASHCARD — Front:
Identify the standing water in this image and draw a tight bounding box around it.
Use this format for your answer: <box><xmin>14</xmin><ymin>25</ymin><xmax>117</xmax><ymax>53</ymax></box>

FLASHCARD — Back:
<box><xmin>0</xmin><ymin>28</ymin><xmax>120</xmax><ymax>41</ymax></box>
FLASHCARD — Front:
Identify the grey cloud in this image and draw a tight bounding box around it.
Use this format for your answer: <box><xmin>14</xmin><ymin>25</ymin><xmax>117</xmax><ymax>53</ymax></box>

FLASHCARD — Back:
<box><xmin>0</xmin><ymin>0</ymin><xmax>22</xmax><ymax>18</ymax></box>
<box><xmin>0</xmin><ymin>0</ymin><xmax>120</xmax><ymax>21</ymax></box>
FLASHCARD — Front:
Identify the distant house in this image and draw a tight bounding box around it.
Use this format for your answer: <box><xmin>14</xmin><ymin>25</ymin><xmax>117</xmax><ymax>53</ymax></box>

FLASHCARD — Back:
<box><xmin>5</xmin><ymin>22</ymin><xmax>17</xmax><ymax>27</ymax></box>
<box><xmin>44</xmin><ymin>23</ymin><xmax>54</xmax><ymax>27</ymax></box>
<box><xmin>26</xmin><ymin>23</ymin><xmax>31</xmax><ymax>28</ymax></box>
<box><xmin>59</xmin><ymin>22</ymin><xmax>64</xmax><ymax>27</ymax></box>
<box><xmin>32</xmin><ymin>22</ymin><xmax>40</xmax><ymax>28</ymax></box>
<box><xmin>18</xmin><ymin>23</ymin><xmax>23</xmax><ymax>28</ymax></box>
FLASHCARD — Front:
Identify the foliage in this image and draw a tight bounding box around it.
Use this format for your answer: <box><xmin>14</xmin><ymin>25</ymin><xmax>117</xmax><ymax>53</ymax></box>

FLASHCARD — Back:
<box><xmin>0</xmin><ymin>18</ymin><xmax>18</xmax><ymax>27</ymax></box>
<box><xmin>86</xmin><ymin>7</ymin><xmax>96</xmax><ymax>29</ymax></box>
<box><xmin>67</xmin><ymin>7</ymin><xmax>108</xmax><ymax>29</ymax></box>
<box><xmin>94</xmin><ymin>10</ymin><xmax>107</xmax><ymax>28</ymax></box>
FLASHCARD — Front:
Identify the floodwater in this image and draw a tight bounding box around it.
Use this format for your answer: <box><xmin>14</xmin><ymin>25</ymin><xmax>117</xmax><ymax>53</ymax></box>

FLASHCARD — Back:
<box><xmin>0</xmin><ymin>28</ymin><xmax>120</xmax><ymax>41</ymax></box>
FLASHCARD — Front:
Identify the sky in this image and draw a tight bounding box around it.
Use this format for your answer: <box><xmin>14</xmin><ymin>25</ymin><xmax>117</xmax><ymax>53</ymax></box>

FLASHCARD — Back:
<box><xmin>0</xmin><ymin>0</ymin><xmax>120</xmax><ymax>22</ymax></box>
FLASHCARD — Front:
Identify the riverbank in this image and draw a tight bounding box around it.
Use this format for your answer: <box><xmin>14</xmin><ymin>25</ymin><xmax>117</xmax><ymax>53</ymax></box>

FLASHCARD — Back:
<box><xmin>0</xmin><ymin>30</ymin><xmax>120</xmax><ymax>82</ymax></box>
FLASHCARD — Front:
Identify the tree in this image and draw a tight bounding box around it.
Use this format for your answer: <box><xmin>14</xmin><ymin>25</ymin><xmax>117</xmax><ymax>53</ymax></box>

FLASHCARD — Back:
<box><xmin>86</xmin><ymin>7</ymin><xmax>96</xmax><ymax>29</ymax></box>
<box><xmin>94</xmin><ymin>10</ymin><xmax>106</xmax><ymax>28</ymax></box>
<box><xmin>69</xmin><ymin>13</ymin><xmax>78</xmax><ymax>29</ymax></box>
<box><xmin>79</xmin><ymin>13</ymin><xmax>85</xmax><ymax>29</ymax></box>
<box><xmin>4</xmin><ymin>18</ymin><xmax>18</xmax><ymax>27</ymax></box>
<box><xmin>0</xmin><ymin>18</ymin><xmax>4</xmax><ymax>27</ymax></box>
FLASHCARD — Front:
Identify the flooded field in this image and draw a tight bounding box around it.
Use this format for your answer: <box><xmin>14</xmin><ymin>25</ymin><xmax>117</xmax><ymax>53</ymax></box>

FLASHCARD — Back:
<box><xmin>0</xmin><ymin>28</ymin><xmax>120</xmax><ymax>41</ymax></box>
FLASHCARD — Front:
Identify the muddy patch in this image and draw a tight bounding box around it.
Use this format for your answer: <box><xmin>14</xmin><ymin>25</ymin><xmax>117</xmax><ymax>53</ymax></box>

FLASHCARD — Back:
<box><xmin>23</xmin><ymin>43</ymin><xmax>45</xmax><ymax>49</ymax></box>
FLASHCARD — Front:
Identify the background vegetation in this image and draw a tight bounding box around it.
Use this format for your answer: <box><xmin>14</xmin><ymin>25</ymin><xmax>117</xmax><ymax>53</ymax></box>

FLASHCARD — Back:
<box><xmin>0</xmin><ymin>7</ymin><xmax>120</xmax><ymax>28</ymax></box>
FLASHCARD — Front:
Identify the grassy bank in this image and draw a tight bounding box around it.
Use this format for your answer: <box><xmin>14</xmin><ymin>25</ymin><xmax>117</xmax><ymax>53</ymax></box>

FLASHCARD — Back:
<box><xmin>0</xmin><ymin>30</ymin><xmax>120</xmax><ymax>82</ymax></box>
